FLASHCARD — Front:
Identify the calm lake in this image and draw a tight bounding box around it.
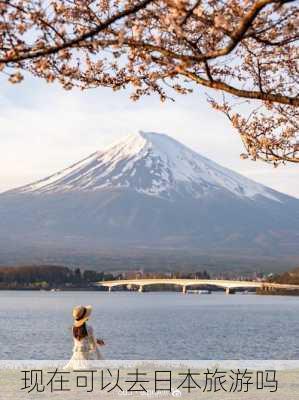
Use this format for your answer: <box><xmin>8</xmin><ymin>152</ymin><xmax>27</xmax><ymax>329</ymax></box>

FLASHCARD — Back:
<box><xmin>0</xmin><ymin>291</ymin><xmax>298</xmax><ymax>360</ymax></box>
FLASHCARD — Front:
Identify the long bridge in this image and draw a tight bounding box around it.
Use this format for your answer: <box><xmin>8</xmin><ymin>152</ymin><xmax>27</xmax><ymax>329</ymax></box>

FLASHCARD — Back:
<box><xmin>96</xmin><ymin>278</ymin><xmax>299</xmax><ymax>294</ymax></box>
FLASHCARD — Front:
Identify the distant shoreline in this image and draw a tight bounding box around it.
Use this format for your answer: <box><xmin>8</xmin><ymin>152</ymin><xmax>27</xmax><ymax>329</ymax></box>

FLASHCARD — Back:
<box><xmin>1</xmin><ymin>287</ymin><xmax>299</xmax><ymax>296</ymax></box>
<box><xmin>1</xmin><ymin>264</ymin><xmax>299</xmax><ymax>295</ymax></box>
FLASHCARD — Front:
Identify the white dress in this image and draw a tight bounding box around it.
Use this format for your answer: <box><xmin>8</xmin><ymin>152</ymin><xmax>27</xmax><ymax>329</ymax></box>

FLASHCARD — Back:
<box><xmin>64</xmin><ymin>324</ymin><xmax>103</xmax><ymax>369</ymax></box>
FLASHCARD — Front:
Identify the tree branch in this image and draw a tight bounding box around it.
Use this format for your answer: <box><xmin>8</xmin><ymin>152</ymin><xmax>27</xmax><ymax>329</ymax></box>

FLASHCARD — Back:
<box><xmin>182</xmin><ymin>70</ymin><xmax>299</xmax><ymax>106</ymax></box>
<box><xmin>0</xmin><ymin>0</ymin><xmax>154</xmax><ymax>64</ymax></box>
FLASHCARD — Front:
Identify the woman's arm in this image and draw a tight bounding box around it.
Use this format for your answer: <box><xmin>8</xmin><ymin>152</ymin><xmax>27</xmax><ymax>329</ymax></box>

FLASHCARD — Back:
<box><xmin>87</xmin><ymin>326</ymin><xmax>103</xmax><ymax>358</ymax></box>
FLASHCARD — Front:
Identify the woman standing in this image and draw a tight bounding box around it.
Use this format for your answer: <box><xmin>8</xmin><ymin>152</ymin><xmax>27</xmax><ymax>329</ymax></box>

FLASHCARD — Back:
<box><xmin>65</xmin><ymin>305</ymin><xmax>104</xmax><ymax>369</ymax></box>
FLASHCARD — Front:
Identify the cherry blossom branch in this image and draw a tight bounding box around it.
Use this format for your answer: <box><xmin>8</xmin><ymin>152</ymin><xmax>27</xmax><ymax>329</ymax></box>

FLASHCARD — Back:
<box><xmin>182</xmin><ymin>70</ymin><xmax>299</xmax><ymax>106</ymax></box>
<box><xmin>0</xmin><ymin>0</ymin><xmax>154</xmax><ymax>63</ymax></box>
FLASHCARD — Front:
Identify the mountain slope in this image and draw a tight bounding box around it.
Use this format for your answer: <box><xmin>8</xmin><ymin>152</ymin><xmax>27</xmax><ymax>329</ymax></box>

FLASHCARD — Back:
<box><xmin>1</xmin><ymin>131</ymin><xmax>299</xmax><ymax>262</ymax></box>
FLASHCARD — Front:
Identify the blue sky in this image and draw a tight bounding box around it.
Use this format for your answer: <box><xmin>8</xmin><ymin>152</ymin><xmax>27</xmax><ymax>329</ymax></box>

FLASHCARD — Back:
<box><xmin>1</xmin><ymin>74</ymin><xmax>298</xmax><ymax>198</ymax></box>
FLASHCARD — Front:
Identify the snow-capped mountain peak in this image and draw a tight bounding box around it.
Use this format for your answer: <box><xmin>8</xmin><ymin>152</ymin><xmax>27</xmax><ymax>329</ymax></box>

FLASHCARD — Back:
<box><xmin>8</xmin><ymin>131</ymin><xmax>280</xmax><ymax>202</ymax></box>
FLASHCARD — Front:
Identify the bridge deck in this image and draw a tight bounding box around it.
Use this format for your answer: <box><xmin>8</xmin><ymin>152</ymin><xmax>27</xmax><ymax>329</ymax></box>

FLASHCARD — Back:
<box><xmin>96</xmin><ymin>278</ymin><xmax>299</xmax><ymax>290</ymax></box>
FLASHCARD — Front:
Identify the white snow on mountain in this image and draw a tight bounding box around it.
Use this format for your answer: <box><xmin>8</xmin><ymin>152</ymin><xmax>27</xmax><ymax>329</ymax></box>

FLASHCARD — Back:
<box><xmin>9</xmin><ymin>131</ymin><xmax>281</xmax><ymax>202</ymax></box>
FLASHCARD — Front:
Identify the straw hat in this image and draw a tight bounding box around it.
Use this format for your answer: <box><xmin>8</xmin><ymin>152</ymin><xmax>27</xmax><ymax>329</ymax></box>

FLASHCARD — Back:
<box><xmin>72</xmin><ymin>305</ymin><xmax>92</xmax><ymax>327</ymax></box>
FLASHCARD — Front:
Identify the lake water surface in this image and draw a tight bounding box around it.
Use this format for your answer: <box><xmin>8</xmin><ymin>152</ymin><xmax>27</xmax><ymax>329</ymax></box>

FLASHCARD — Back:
<box><xmin>0</xmin><ymin>291</ymin><xmax>298</xmax><ymax>360</ymax></box>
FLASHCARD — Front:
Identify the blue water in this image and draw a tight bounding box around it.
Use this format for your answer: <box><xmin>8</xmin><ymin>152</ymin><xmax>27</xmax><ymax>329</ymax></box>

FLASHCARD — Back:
<box><xmin>0</xmin><ymin>291</ymin><xmax>298</xmax><ymax>360</ymax></box>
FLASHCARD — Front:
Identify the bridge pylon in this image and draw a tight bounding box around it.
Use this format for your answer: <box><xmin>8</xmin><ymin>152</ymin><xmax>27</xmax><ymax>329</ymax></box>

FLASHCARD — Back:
<box><xmin>225</xmin><ymin>287</ymin><xmax>236</xmax><ymax>295</ymax></box>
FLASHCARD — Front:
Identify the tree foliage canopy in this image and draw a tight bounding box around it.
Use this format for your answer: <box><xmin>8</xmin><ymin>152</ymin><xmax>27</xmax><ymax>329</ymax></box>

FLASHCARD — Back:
<box><xmin>0</xmin><ymin>0</ymin><xmax>298</xmax><ymax>163</ymax></box>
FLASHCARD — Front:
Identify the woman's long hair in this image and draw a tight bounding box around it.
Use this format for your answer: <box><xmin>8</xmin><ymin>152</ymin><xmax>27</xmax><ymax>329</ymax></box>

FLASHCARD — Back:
<box><xmin>73</xmin><ymin>322</ymin><xmax>88</xmax><ymax>340</ymax></box>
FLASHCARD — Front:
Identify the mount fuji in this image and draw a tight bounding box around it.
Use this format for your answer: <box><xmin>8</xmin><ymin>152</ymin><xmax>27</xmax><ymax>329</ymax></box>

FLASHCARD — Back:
<box><xmin>1</xmin><ymin>131</ymin><xmax>299</xmax><ymax>264</ymax></box>
<box><xmin>6</xmin><ymin>131</ymin><xmax>284</xmax><ymax>202</ymax></box>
